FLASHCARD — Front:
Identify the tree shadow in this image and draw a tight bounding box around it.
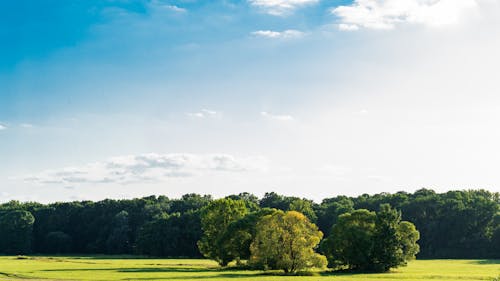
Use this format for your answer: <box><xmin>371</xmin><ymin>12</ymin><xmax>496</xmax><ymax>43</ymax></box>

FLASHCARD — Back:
<box><xmin>122</xmin><ymin>273</ymin><xmax>263</xmax><ymax>280</ymax></box>
<box><xmin>471</xmin><ymin>260</ymin><xmax>500</xmax><ymax>265</ymax></box>
<box><xmin>42</xmin><ymin>267</ymin><xmax>210</xmax><ymax>273</ymax></box>
<box><xmin>319</xmin><ymin>268</ymin><xmax>396</xmax><ymax>276</ymax></box>
<box><xmin>118</xmin><ymin>267</ymin><xmax>215</xmax><ymax>273</ymax></box>
<box><xmin>73</xmin><ymin>255</ymin><xmax>150</xmax><ymax>259</ymax></box>
<box><xmin>43</xmin><ymin>267</ymin><xmax>273</xmax><ymax>280</ymax></box>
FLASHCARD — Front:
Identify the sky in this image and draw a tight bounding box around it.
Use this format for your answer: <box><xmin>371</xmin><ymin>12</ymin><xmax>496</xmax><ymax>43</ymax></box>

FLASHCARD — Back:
<box><xmin>1</xmin><ymin>0</ymin><xmax>500</xmax><ymax>203</ymax></box>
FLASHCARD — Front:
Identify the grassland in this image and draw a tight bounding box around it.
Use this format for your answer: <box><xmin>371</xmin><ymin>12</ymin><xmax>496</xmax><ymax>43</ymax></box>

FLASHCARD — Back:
<box><xmin>0</xmin><ymin>257</ymin><xmax>498</xmax><ymax>281</ymax></box>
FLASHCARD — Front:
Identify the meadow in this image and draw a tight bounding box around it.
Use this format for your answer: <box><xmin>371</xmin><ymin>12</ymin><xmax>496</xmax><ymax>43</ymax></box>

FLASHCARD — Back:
<box><xmin>0</xmin><ymin>257</ymin><xmax>498</xmax><ymax>281</ymax></box>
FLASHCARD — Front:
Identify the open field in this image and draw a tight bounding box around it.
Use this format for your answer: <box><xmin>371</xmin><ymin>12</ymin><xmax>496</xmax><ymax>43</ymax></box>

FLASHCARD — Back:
<box><xmin>0</xmin><ymin>257</ymin><xmax>498</xmax><ymax>281</ymax></box>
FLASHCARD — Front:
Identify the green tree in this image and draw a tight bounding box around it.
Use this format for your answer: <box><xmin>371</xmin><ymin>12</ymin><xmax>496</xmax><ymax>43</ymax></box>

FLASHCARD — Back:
<box><xmin>322</xmin><ymin>209</ymin><xmax>377</xmax><ymax>270</ymax></box>
<box><xmin>0</xmin><ymin>209</ymin><xmax>35</xmax><ymax>254</ymax></box>
<box><xmin>219</xmin><ymin>208</ymin><xmax>276</xmax><ymax>264</ymax></box>
<box><xmin>316</xmin><ymin>196</ymin><xmax>354</xmax><ymax>236</ymax></box>
<box><xmin>372</xmin><ymin>204</ymin><xmax>416</xmax><ymax>271</ymax></box>
<box><xmin>198</xmin><ymin>198</ymin><xmax>248</xmax><ymax>266</ymax></box>
<box><xmin>289</xmin><ymin>199</ymin><xmax>317</xmax><ymax>222</ymax></box>
<box><xmin>226</xmin><ymin>192</ymin><xmax>260</xmax><ymax>211</ymax></box>
<box><xmin>259</xmin><ymin>192</ymin><xmax>294</xmax><ymax>210</ymax></box>
<box><xmin>250</xmin><ymin>210</ymin><xmax>327</xmax><ymax>273</ymax></box>
<box><xmin>398</xmin><ymin>221</ymin><xmax>420</xmax><ymax>262</ymax></box>
<box><xmin>323</xmin><ymin>206</ymin><xmax>420</xmax><ymax>272</ymax></box>
<box><xmin>170</xmin><ymin>194</ymin><xmax>212</xmax><ymax>213</ymax></box>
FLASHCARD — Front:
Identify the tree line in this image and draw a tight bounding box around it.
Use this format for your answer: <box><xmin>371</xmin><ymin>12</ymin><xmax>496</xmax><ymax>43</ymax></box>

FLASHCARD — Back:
<box><xmin>0</xmin><ymin>189</ymin><xmax>498</xmax><ymax>264</ymax></box>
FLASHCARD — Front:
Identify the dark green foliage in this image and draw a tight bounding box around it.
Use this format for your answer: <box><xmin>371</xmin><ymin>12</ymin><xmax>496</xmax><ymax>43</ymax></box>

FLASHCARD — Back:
<box><xmin>372</xmin><ymin>204</ymin><xmax>412</xmax><ymax>271</ymax></box>
<box><xmin>136</xmin><ymin>211</ymin><xmax>202</xmax><ymax>257</ymax></box>
<box><xmin>259</xmin><ymin>192</ymin><xmax>319</xmax><ymax>223</ymax></box>
<box><xmin>170</xmin><ymin>194</ymin><xmax>211</xmax><ymax>213</ymax></box>
<box><xmin>289</xmin><ymin>199</ymin><xmax>318</xmax><ymax>222</ymax></box>
<box><xmin>322</xmin><ymin>205</ymin><xmax>420</xmax><ymax>272</ymax></box>
<box><xmin>106</xmin><ymin>211</ymin><xmax>131</xmax><ymax>254</ymax></box>
<box><xmin>397</xmin><ymin>189</ymin><xmax>498</xmax><ymax>258</ymax></box>
<box><xmin>219</xmin><ymin>208</ymin><xmax>277</xmax><ymax>263</ymax></box>
<box><xmin>0</xmin><ymin>209</ymin><xmax>35</xmax><ymax>254</ymax></box>
<box><xmin>316</xmin><ymin>196</ymin><xmax>354</xmax><ymax>235</ymax></box>
<box><xmin>44</xmin><ymin>231</ymin><xmax>72</xmax><ymax>253</ymax></box>
<box><xmin>322</xmin><ymin>209</ymin><xmax>377</xmax><ymax>270</ymax></box>
<box><xmin>259</xmin><ymin>192</ymin><xmax>295</xmax><ymax>210</ymax></box>
<box><xmin>198</xmin><ymin>198</ymin><xmax>248</xmax><ymax>266</ymax></box>
<box><xmin>491</xmin><ymin>212</ymin><xmax>500</xmax><ymax>255</ymax></box>
<box><xmin>226</xmin><ymin>192</ymin><xmax>260</xmax><ymax>211</ymax></box>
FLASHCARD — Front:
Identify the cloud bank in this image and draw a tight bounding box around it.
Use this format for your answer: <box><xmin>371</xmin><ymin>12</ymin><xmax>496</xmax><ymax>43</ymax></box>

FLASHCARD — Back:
<box><xmin>24</xmin><ymin>153</ymin><xmax>267</xmax><ymax>185</ymax></box>
<box><xmin>333</xmin><ymin>0</ymin><xmax>478</xmax><ymax>30</ymax></box>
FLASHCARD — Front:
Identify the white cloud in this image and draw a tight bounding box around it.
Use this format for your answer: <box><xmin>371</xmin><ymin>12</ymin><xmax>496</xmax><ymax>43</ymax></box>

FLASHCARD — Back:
<box><xmin>249</xmin><ymin>0</ymin><xmax>318</xmax><ymax>16</ymax></box>
<box><xmin>24</xmin><ymin>153</ymin><xmax>268</xmax><ymax>185</ymax></box>
<box><xmin>0</xmin><ymin>124</ymin><xmax>6</xmax><ymax>130</ymax></box>
<box><xmin>252</xmin><ymin>29</ymin><xmax>304</xmax><ymax>39</ymax></box>
<box><xmin>149</xmin><ymin>0</ymin><xmax>187</xmax><ymax>13</ymax></box>
<box><xmin>163</xmin><ymin>4</ymin><xmax>186</xmax><ymax>13</ymax></box>
<box><xmin>186</xmin><ymin>109</ymin><xmax>221</xmax><ymax>119</ymax></box>
<box><xmin>332</xmin><ymin>0</ymin><xmax>479</xmax><ymax>30</ymax></box>
<box><xmin>261</xmin><ymin>111</ymin><xmax>294</xmax><ymax>121</ymax></box>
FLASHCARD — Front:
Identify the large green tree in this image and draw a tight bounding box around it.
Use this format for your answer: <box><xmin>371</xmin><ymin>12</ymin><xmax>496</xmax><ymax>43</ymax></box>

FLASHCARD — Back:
<box><xmin>322</xmin><ymin>209</ymin><xmax>377</xmax><ymax>270</ymax></box>
<box><xmin>372</xmin><ymin>204</ymin><xmax>419</xmax><ymax>271</ymax></box>
<box><xmin>323</xmin><ymin>205</ymin><xmax>420</xmax><ymax>272</ymax></box>
<box><xmin>198</xmin><ymin>198</ymin><xmax>248</xmax><ymax>266</ymax></box>
<box><xmin>250</xmin><ymin>210</ymin><xmax>327</xmax><ymax>273</ymax></box>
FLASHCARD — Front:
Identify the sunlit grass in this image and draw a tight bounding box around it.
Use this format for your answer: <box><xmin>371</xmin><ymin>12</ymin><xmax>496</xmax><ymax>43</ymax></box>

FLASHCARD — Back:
<box><xmin>0</xmin><ymin>257</ymin><xmax>498</xmax><ymax>281</ymax></box>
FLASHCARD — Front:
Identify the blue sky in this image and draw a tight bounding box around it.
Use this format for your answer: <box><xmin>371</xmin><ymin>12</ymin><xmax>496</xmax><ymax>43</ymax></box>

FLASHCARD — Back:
<box><xmin>1</xmin><ymin>0</ymin><xmax>500</xmax><ymax>202</ymax></box>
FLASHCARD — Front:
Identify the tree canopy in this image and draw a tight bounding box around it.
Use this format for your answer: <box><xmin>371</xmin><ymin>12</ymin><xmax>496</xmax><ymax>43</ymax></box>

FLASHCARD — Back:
<box><xmin>0</xmin><ymin>209</ymin><xmax>35</xmax><ymax>254</ymax></box>
<box><xmin>322</xmin><ymin>204</ymin><xmax>420</xmax><ymax>272</ymax></box>
<box><xmin>250</xmin><ymin>210</ymin><xmax>327</xmax><ymax>273</ymax></box>
<box><xmin>197</xmin><ymin>198</ymin><xmax>248</xmax><ymax>266</ymax></box>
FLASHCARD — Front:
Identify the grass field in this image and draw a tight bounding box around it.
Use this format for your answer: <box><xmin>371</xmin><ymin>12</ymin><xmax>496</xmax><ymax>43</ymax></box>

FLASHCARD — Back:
<box><xmin>0</xmin><ymin>257</ymin><xmax>498</xmax><ymax>281</ymax></box>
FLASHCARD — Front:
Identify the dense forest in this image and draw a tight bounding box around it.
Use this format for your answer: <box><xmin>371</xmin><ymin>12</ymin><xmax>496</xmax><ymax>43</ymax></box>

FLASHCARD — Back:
<box><xmin>0</xmin><ymin>189</ymin><xmax>498</xmax><ymax>259</ymax></box>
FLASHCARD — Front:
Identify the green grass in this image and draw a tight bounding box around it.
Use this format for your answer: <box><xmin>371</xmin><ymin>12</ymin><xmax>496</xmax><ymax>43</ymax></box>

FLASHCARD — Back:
<box><xmin>0</xmin><ymin>257</ymin><xmax>498</xmax><ymax>281</ymax></box>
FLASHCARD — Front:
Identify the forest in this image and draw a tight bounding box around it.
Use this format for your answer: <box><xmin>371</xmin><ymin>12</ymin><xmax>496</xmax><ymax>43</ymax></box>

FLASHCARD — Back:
<box><xmin>0</xmin><ymin>189</ymin><xmax>498</xmax><ymax>264</ymax></box>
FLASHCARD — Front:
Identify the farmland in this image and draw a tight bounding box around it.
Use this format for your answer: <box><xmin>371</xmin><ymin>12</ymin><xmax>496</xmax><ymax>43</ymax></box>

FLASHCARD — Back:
<box><xmin>0</xmin><ymin>257</ymin><xmax>498</xmax><ymax>281</ymax></box>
